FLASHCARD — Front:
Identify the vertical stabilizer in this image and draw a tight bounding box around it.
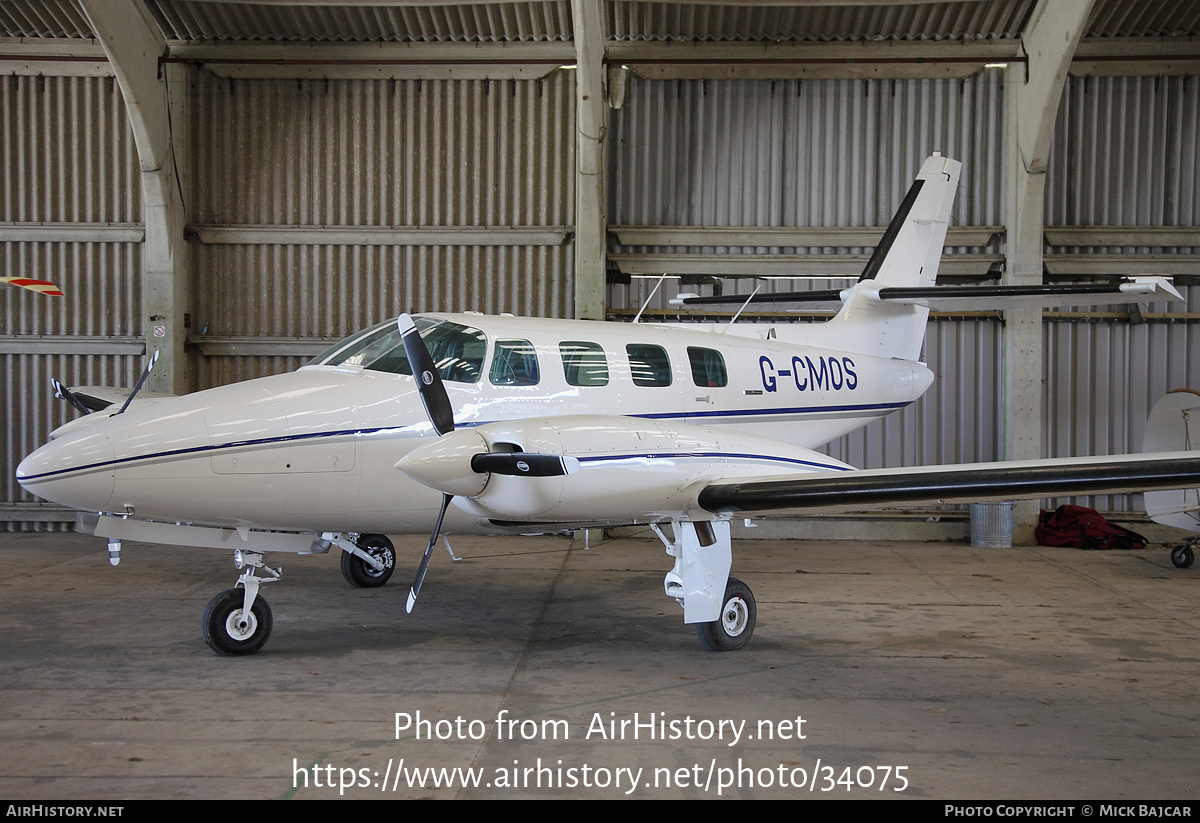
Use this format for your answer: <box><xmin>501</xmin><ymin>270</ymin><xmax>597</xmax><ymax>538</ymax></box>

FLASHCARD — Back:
<box><xmin>823</xmin><ymin>154</ymin><xmax>962</xmax><ymax>361</ymax></box>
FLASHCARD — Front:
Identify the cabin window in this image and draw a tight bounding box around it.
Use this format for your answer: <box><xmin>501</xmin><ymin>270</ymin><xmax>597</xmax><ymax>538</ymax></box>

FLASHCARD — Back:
<box><xmin>560</xmin><ymin>341</ymin><xmax>609</xmax><ymax>386</ymax></box>
<box><xmin>688</xmin><ymin>346</ymin><xmax>728</xmax><ymax>388</ymax></box>
<box><xmin>627</xmin><ymin>344</ymin><xmax>672</xmax><ymax>387</ymax></box>
<box><xmin>420</xmin><ymin>320</ymin><xmax>487</xmax><ymax>383</ymax></box>
<box><xmin>490</xmin><ymin>339</ymin><xmax>540</xmax><ymax>386</ymax></box>
<box><xmin>313</xmin><ymin>316</ymin><xmax>486</xmax><ymax>384</ymax></box>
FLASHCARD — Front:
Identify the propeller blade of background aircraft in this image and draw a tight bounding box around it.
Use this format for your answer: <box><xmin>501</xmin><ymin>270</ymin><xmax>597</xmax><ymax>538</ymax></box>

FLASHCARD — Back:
<box><xmin>398</xmin><ymin>313</ymin><xmax>455</xmax><ymax>436</ymax></box>
<box><xmin>116</xmin><ymin>350</ymin><xmax>160</xmax><ymax>416</ymax></box>
<box><xmin>470</xmin><ymin>452</ymin><xmax>581</xmax><ymax>477</ymax></box>
<box><xmin>1</xmin><ymin>277</ymin><xmax>64</xmax><ymax>297</ymax></box>
<box><xmin>407</xmin><ymin>492</ymin><xmax>452</xmax><ymax>614</ymax></box>
<box><xmin>51</xmin><ymin>378</ymin><xmax>92</xmax><ymax>416</ymax></box>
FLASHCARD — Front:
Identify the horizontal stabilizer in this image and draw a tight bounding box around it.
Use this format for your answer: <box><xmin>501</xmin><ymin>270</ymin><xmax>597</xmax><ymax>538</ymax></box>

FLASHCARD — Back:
<box><xmin>671</xmin><ymin>277</ymin><xmax>1182</xmax><ymax>311</ymax></box>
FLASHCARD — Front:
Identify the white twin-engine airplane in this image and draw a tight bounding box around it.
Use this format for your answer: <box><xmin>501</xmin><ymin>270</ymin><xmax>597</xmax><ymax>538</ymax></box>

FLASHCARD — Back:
<box><xmin>17</xmin><ymin>154</ymin><xmax>1200</xmax><ymax>656</ymax></box>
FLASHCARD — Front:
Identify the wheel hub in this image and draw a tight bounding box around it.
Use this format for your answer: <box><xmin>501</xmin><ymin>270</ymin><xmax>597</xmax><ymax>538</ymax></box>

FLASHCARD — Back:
<box><xmin>721</xmin><ymin>597</ymin><xmax>748</xmax><ymax>637</ymax></box>
<box><xmin>225</xmin><ymin>608</ymin><xmax>258</xmax><ymax>641</ymax></box>
<box><xmin>366</xmin><ymin>547</ymin><xmax>394</xmax><ymax>577</ymax></box>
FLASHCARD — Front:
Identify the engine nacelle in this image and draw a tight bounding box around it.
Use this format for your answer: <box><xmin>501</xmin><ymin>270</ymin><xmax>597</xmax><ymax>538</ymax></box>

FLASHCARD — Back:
<box><xmin>394</xmin><ymin>414</ymin><xmax>852</xmax><ymax>524</ymax></box>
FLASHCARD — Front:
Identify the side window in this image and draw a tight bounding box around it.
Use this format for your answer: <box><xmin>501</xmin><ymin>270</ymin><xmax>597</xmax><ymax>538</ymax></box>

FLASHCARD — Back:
<box><xmin>423</xmin><ymin>322</ymin><xmax>487</xmax><ymax>383</ymax></box>
<box><xmin>627</xmin><ymin>344</ymin><xmax>672</xmax><ymax>387</ymax></box>
<box><xmin>688</xmin><ymin>346</ymin><xmax>728</xmax><ymax>388</ymax></box>
<box><xmin>560</xmin><ymin>341</ymin><xmax>609</xmax><ymax>387</ymax></box>
<box><xmin>490</xmin><ymin>339</ymin><xmax>540</xmax><ymax>386</ymax></box>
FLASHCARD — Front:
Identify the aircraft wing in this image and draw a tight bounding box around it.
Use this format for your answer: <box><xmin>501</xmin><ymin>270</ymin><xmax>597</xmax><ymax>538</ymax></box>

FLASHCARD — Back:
<box><xmin>695</xmin><ymin>452</ymin><xmax>1200</xmax><ymax>518</ymax></box>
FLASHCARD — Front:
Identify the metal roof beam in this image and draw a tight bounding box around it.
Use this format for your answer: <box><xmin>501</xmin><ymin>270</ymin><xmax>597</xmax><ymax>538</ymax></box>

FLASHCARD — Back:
<box><xmin>164</xmin><ymin>41</ymin><xmax>574</xmax><ymax>80</ymax></box>
<box><xmin>609</xmin><ymin>39</ymin><xmax>1024</xmax><ymax>80</ymax></box>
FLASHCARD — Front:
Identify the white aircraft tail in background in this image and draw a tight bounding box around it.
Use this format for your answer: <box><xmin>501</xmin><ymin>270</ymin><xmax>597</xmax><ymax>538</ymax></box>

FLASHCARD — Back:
<box><xmin>1144</xmin><ymin>389</ymin><xmax>1200</xmax><ymax>568</ymax></box>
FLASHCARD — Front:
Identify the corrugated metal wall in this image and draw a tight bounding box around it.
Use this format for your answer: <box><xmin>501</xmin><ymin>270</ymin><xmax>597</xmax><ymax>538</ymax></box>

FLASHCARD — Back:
<box><xmin>1</xmin><ymin>74</ymin><xmax>144</xmax><ymax>529</ymax></box>
<box><xmin>187</xmin><ymin>69</ymin><xmax>576</xmax><ymax>387</ymax></box>
<box><xmin>609</xmin><ymin>72</ymin><xmax>1005</xmax><ymax>234</ymax></box>
<box><xmin>1044</xmin><ymin>74</ymin><xmax>1200</xmax><ymax>509</ymax></box>
<box><xmin>1048</xmin><ymin>75</ymin><xmax>1198</xmax><ymax>231</ymax></box>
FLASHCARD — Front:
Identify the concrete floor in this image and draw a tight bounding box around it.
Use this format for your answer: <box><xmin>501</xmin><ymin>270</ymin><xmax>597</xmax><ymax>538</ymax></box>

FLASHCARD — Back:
<box><xmin>0</xmin><ymin>528</ymin><xmax>1197</xmax><ymax>800</ymax></box>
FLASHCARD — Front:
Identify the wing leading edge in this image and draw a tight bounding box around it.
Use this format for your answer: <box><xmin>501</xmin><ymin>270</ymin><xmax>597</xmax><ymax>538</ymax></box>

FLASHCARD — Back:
<box><xmin>696</xmin><ymin>452</ymin><xmax>1200</xmax><ymax>518</ymax></box>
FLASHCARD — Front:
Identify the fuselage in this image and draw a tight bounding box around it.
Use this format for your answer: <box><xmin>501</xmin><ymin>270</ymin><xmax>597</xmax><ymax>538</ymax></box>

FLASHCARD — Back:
<box><xmin>17</xmin><ymin>313</ymin><xmax>934</xmax><ymax>535</ymax></box>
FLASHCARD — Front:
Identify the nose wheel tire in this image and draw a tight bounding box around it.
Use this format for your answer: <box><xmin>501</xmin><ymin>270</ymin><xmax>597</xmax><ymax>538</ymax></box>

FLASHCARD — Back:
<box><xmin>341</xmin><ymin>534</ymin><xmax>396</xmax><ymax>588</ymax></box>
<box><xmin>203</xmin><ymin>588</ymin><xmax>273</xmax><ymax>656</ymax></box>
<box><xmin>695</xmin><ymin>577</ymin><xmax>756</xmax><ymax>652</ymax></box>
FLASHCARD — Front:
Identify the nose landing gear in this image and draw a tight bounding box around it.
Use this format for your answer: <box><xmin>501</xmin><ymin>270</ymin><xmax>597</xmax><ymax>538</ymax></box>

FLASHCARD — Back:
<box><xmin>202</xmin><ymin>550</ymin><xmax>281</xmax><ymax>656</ymax></box>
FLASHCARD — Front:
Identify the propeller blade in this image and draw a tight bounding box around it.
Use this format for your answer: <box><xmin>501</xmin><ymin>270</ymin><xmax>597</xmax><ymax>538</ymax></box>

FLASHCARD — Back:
<box><xmin>398</xmin><ymin>314</ymin><xmax>455</xmax><ymax>436</ymax></box>
<box><xmin>407</xmin><ymin>492</ymin><xmax>452</xmax><ymax>614</ymax></box>
<box><xmin>470</xmin><ymin>452</ymin><xmax>581</xmax><ymax>477</ymax></box>
<box><xmin>51</xmin><ymin>378</ymin><xmax>92</xmax><ymax>415</ymax></box>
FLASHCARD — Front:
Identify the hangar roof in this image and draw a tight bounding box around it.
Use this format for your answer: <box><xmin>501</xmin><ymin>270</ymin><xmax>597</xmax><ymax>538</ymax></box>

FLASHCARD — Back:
<box><xmin>1</xmin><ymin>0</ymin><xmax>1197</xmax><ymax>45</ymax></box>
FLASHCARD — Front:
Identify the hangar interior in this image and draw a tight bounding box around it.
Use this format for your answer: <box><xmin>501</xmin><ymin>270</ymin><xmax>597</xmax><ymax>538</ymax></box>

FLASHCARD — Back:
<box><xmin>2</xmin><ymin>0</ymin><xmax>1198</xmax><ymax>538</ymax></box>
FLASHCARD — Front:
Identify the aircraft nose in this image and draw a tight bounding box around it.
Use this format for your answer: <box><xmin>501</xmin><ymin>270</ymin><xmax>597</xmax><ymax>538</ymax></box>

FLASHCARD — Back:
<box><xmin>16</xmin><ymin>433</ymin><xmax>116</xmax><ymax>512</ymax></box>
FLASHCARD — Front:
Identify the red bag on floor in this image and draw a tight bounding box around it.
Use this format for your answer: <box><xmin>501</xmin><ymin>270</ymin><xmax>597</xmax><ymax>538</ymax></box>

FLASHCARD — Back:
<box><xmin>1035</xmin><ymin>504</ymin><xmax>1147</xmax><ymax>550</ymax></box>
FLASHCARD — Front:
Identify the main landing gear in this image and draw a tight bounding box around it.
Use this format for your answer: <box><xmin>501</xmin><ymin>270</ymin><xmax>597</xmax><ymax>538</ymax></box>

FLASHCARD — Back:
<box><xmin>202</xmin><ymin>550</ymin><xmax>281</xmax><ymax>656</ymax></box>
<box><xmin>654</xmin><ymin>519</ymin><xmax>757</xmax><ymax>651</ymax></box>
<box><xmin>339</xmin><ymin>533</ymin><xmax>396</xmax><ymax>588</ymax></box>
<box><xmin>1171</xmin><ymin>537</ymin><xmax>1197</xmax><ymax>569</ymax></box>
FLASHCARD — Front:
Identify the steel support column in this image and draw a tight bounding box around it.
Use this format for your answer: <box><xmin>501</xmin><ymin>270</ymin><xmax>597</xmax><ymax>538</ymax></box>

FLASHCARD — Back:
<box><xmin>78</xmin><ymin>0</ymin><xmax>190</xmax><ymax>395</ymax></box>
<box><xmin>1003</xmin><ymin>0</ymin><xmax>1094</xmax><ymax>540</ymax></box>
<box><xmin>571</xmin><ymin>0</ymin><xmax>607</xmax><ymax>320</ymax></box>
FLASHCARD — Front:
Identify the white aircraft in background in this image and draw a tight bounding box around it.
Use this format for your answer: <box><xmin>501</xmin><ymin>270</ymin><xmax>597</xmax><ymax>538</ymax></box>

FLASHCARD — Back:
<box><xmin>16</xmin><ymin>154</ymin><xmax>1200</xmax><ymax>656</ymax></box>
<box><xmin>1144</xmin><ymin>389</ymin><xmax>1200</xmax><ymax>568</ymax></box>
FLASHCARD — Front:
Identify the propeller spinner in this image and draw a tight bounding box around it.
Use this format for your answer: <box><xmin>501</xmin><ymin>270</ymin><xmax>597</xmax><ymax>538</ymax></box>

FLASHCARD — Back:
<box><xmin>395</xmin><ymin>314</ymin><xmax>578</xmax><ymax>614</ymax></box>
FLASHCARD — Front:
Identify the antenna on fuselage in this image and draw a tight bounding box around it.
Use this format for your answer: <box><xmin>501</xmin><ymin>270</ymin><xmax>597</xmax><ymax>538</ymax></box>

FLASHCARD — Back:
<box><xmin>722</xmin><ymin>285</ymin><xmax>761</xmax><ymax>332</ymax></box>
<box><xmin>632</xmin><ymin>273</ymin><xmax>668</xmax><ymax>324</ymax></box>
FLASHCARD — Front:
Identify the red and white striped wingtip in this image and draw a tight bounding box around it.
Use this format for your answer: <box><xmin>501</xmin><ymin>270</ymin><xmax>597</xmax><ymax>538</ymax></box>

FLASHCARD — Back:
<box><xmin>1</xmin><ymin>277</ymin><xmax>64</xmax><ymax>297</ymax></box>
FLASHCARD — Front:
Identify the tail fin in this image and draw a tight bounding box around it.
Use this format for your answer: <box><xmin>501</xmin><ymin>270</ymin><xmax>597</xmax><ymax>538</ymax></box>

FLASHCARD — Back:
<box><xmin>824</xmin><ymin>154</ymin><xmax>961</xmax><ymax>361</ymax></box>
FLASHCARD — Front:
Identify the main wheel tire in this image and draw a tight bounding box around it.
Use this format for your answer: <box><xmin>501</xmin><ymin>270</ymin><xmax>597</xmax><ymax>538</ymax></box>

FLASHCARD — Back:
<box><xmin>202</xmin><ymin>588</ymin><xmax>273</xmax><ymax>656</ymax></box>
<box><xmin>695</xmin><ymin>577</ymin><xmax>756</xmax><ymax>652</ymax></box>
<box><xmin>1171</xmin><ymin>544</ymin><xmax>1195</xmax><ymax>569</ymax></box>
<box><xmin>341</xmin><ymin>534</ymin><xmax>396</xmax><ymax>588</ymax></box>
